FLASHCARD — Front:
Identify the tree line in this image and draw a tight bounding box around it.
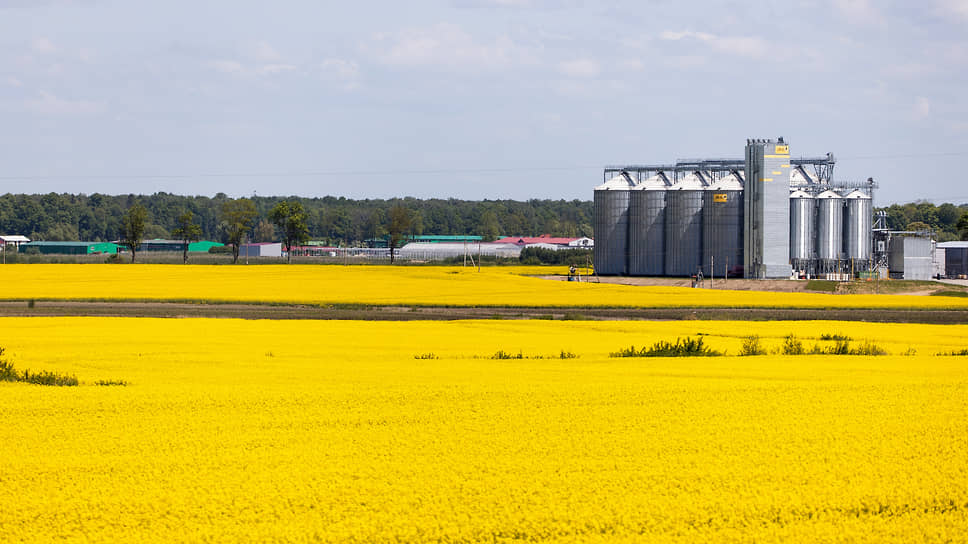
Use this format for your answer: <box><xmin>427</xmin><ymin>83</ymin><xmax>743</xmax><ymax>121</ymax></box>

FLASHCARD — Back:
<box><xmin>879</xmin><ymin>201</ymin><xmax>968</xmax><ymax>241</ymax></box>
<box><xmin>0</xmin><ymin>193</ymin><xmax>594</xmax><ymax>246</ymax></box>
<box><xmin>1</xmin><ymin>192</ymin><xmax>965</xmax><ymax>247</ymax></box>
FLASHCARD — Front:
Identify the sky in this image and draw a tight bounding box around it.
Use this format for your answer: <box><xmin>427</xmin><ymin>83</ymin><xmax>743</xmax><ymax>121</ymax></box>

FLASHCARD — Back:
<box><xmin>1</xmin><ymin>0</ymin><xmax>966</xmax><ymax>205</ymax></box>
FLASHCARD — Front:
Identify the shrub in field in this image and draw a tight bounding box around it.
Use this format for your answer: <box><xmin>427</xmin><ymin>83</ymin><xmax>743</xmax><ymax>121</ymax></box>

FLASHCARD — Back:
<box><xmin>94</xmin><ymin>380</ymin><xmax>128</xmax><ymax>386</ymax></box>
<box><xmin>559</xmin><ymin>350</ymin><xmax>578</xmax><ymax>359</ymax></box>
<box><xmin>807</xmin><ymin>339</ymin><xmax>887</xmax><ymax>356</ymax></box>
<box><xmin>414</xmin><ymin>353</ymin><xmax>439</xmax><ymax>360</ymax></box>
<box><xmin>937</xmin><ymin>349</ymin><xmax>968</xmax><ymax>356</ymax></box>
<box><xmin>739</xmin><ymin>335</ymin><xmax>766</xmax><ymax>356</ymax></box>
<box><xmin>611</xmin><ymin>337</ymin><xmax>723</xmax><ymax>358</ymax></box>
<box><xmin>491</xmin><ymin>350</ymin><xmax>524</xmax><ymax>360</ymax></box>
<box><xmin>850</xmin><ymin>341</ymin><xmax>888</xmax><ymax>356</ymax></box>
<box><xmin>781</xmin><ymin>335</ymin><xmax>805</xmax><ymax>355</ymax></box>
<box><xmin>820</xmin><ymin>333</ymin><xmax>851</xmax><ymax>341</ymax></box>
<box><xmin>21</xmin><ymin>369</ymin><xmax>79</xmax><ymax>386</ymax></box>
<box><xmin>0</xmin><ymin>348</ymin><xmax>78</xmax><ymax>386</ymax></box>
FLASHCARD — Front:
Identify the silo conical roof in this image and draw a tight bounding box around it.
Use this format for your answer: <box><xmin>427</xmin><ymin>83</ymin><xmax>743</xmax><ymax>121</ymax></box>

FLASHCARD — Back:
<box><xmin>669</xmin><ymin>172</ymin><xmax>706</xmax><ymax>190</ymax></box>
<box><xmin>790</xmin><ymin>167</ymin><xmax>815</xmax><ymax>185</ymax></box>
<box><xmin>844</xmin><ymin>189</ymin><xmax>871</xmax><ymax>200</ymax></box>
<box><xmin>817</xmin><ymin>189</ymin><xmax>842</xmax><ymax>199</ymax></box>
<box><xmin>790</xmin><ymin>189</ymin><xmax>813</xmax><ymax>199</ymax></box>
<box><xmin>706</xmin><ymin>172</ymin><xmax>743</xmax><ymax>191</ymax></box>
<box><xmin>632</xmin><ymin>172</ymin><xmax>670</xmax><ymax>191</ymax></box>
<box><xmin>595</xmin><ymin>173</ymin><xmax>636</xmax><ymax>191</ymax></box>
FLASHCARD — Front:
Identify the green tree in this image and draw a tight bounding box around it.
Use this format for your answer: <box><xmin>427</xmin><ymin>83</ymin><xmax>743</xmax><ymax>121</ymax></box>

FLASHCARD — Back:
<box><xmin>958</xmin><ymin>212</ymin><xmax>968</xmax><ymax>240</ymax></box>
<box><xmin>251</xmin><ymin>219</ymin><xmax>276</xmax><ymax>243</ymax></box>
<box><xmin>269</xmin><ymin>200</ymin><xmax>309</xmax><ymax>263</ymax></box>
<box><xmin>119</xmin><ymin>203</ymin><xmax>148</xmax><ymax>263</ymax></box>
<box><xmin>479</xmin><ymin>209</ymin><xmax>501</xmax><ymax>241</ymax></box>
<box><xmin>171</xmin><ymin>210</ymin><xmax>203</xmax><ymax>264</ymax></box>
<box><xmin>221</xmin><ymin>198</ymin><xmax>258</xmax><ymax>264</ymax></box>
<box><xmin>387</xmin><ymin>205</ymin><xmax>413</xmax><ymax>264</ymax></box>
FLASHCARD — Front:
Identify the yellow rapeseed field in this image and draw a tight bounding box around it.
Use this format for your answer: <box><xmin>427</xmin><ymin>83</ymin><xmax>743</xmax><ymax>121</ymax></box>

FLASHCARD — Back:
<box><xmin>1</xmin><ymin>317</ymin><xmax>966</xmax><ymax>542</ymax></box>
<box><xmin>3</xmin><ymin>263</ymin><xmax>968</xmax><ymax>309</ymax></box>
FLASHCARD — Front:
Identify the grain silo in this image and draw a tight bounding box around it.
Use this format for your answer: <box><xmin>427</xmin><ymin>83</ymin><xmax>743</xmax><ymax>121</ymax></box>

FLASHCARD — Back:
<box><xmin>593</xmin><ymin>172</ymin><xmax>635</xmax><ymax>275</ymax></box>
<box><xmin>664</xmin><ymin>172</ymin><xmax>705</xmax><ymax>276</ymax></box>
<box><xmin>702</xmin><ymin>172</ymin><xmax>744</xmax><ymax>277</ymax></box>
<box><xmin>843</xmin><ymin>190</ymin><xmax>872</xmax><ymax>262</ymax></box>
<box><xmin>628</xmin><ymin>172</ymin><xmax>669</xmax><ymax>276</ymax></box>
<box><xmin>789</xmin><ymin>189</ymin><xmax>816</xmax><ymax>272</ymax></box>
<box><xmin>816</xmin><ymin>189</ymin><xmax>843</xmax><ymax>261</ymax></box>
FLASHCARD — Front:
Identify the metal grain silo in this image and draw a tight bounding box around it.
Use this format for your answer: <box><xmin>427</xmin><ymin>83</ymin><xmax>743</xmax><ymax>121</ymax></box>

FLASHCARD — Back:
<box><xmin>664</xmin><ymin>172</ymin><xmax>705</xmax><ymax>276</ymax></box>
<box><xmin>593</xmin><ymin>173</ymin><xmax>635</xmax><ymax>275</ymax></box>
<box><xmin>816</xmin><ymin>190</ymin><xmax>843</xmax><ymax>261</ymax></box>
<box><xmin>628</xmin><ymin>173</ymin><xmax>668</xmax><ymax>276</ymax></box>
<box><xmin>702</xmin><ymin>172</ymin><xmax>744</xmax><ymax>277</ymax></box>
<box><xmin>789</xmin><ymin>189</ymin><xmax>816</xmax><ymax>261</ymax></box>
<box><xmin>843</xmin><ymin>190</ymin><xmax>872</xmax><ymax>261</ymax></box>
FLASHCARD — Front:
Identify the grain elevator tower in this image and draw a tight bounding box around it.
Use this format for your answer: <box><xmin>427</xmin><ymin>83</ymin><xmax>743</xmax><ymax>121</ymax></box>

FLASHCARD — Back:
<box><xmin>744</xmin><ymin>138</ymin><xmax>793</xmax><ymax>278</ymax></box>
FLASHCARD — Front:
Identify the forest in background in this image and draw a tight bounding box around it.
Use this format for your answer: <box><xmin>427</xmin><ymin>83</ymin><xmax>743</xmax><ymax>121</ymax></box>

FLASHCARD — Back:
<box><xmin>0</xmin><ymin>192</ymin><xmax>965</xmax><ymax>245</ymax></box>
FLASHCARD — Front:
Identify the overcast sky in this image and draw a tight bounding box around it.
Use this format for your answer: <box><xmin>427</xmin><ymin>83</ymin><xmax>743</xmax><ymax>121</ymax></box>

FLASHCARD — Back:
<box><xmin>1</xmin><ymin>0</ymin><xmax>966</xmax><ymax>205</ymax></box>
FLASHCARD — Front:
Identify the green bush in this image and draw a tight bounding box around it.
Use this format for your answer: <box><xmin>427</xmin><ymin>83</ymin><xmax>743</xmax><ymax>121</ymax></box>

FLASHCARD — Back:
<box><xmin>518</xmin><ymin>247</ymin><xmax>593</xmax><ymax>266</ymax></box>
<box><xmin>491</xmin><ymin>350</ymin><xmax>524</xmax><ymax>360</ymax></box>
<box><xmin>739</xmin><ymin>335</ymin><xmax>766</xmax><ymax>356</ymax></box>
<box><xmin>611</xmin><ymin>337</ymin><xmax>723</xmax><ymax>358</ymax></box>
<box><xmin>0</xmin><ymin>346</ymin><xmax>79</xmax><ymax>386</ymax></box>
<box><xmin>782</xmin><ymin>335</ymin><xmax>805</xmax><ymax>355</ymax></box>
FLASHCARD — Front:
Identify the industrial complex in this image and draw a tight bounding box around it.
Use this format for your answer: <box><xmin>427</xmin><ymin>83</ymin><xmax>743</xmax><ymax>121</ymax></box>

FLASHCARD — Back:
<box><xmin>593</xmin><ymin>137</ymin><xmax>947</xmax><ymax>280</ymax></box>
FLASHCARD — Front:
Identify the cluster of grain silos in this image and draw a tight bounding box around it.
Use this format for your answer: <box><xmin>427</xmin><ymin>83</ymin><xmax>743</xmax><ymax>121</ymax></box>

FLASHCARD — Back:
<box><xmin>593</xmin><ymin>169</ymin><xmax>747</xmax><ymax>278</ymax></box>
<box><xmin>595</xmin><ymin>139</ymin><xmax>875</xmax><ymax>279</ymax></box>
<box><xmin>789</xmin><ymin>188</ymin><xmax>872</xmax><ymax>276</ymax></box>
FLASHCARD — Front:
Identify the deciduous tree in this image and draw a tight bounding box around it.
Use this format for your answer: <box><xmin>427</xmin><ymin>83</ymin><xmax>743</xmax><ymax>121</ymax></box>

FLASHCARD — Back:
<box><xmin>171</xmin><ymin>210</ymin><xmax>203</xmax><ymax>264</ymax></box>
<box><xmin>119</xmin><ymin>204</ymin><xmax>148</xmax><ymax>263</ymax></box>
<box><xmin>221</xmin><ymin>199</ymin><xmax>258</xmax><ymax>264</ymax></box>
<box><xmin>269</xmin><ymin>200</ymin><xmax>309</xmax><ymax>263</ymax></box>
<box><xmin>387</xmin><ymin>205</ymin><xmax>413</xmax><ymax>264</ymax></box>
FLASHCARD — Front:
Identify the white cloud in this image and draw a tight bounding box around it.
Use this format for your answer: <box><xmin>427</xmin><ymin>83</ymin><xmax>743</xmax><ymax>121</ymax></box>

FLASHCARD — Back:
<box><xmin>830</xmin><ymin>0</ymin><xmax>885</xmax><ymax>25</ymax></box>
<box><xmin>24</xmin><ymin>90</ymin><xmax>103</xmax><ymax>115</ymax></box>
<box><xmin>372</xmin><ymin>23</ymin><xmax>533</xmax><ymax>71</ymax></box>
<box><xmin>933</xmin><ymin>0</ymin><xmax>968</xmax><ymax>20</ymax></box>
<box><xmin>557</xmin><ymin>58</ymin><xmax>600</xmax><ymax>78</ymax></box>
<box><xmin>914</xmin><ymin>96</ymin><xmax>931</xmax><ymax>119</ymax></box>
<box><xmin>659</xmin><ymin>30</ymin><xmax>768</xmax><ymax>59</ymax></box>
<box><xmin>30</xmin><ymin>37</ymin><xmax>57</xmax><ymax>54</ymax></box>
<box><xmin>252</xmin><ymin>40</ymin><xmax>283</xmax><ymax>63</ymax></box>
<box><xmin>319</xmin><ymin>58</ymin><xmax>361</xmax><ymax>90</ymax></box>
<box><xmin>4</xmin><ymin>76</ymin><xmax>23</xmax><ymax>87</ymax></box>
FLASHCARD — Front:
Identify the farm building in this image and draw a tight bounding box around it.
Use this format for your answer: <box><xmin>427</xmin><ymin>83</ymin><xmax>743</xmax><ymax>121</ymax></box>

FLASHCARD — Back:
<box><xmin>138</xmin><ymin>239</ymin><xmax>225</xmax><ymax>252</ymax></box>
<box><xmin>20</xmin><ymin>241</ymin><xmax>119</xmax><ymax>255</ymax></box>
<box><xmin>494</xmin><ymin>236</ymin><xmax>594</xmax><ymax>250</ymax></box>
<box><xmin>888</xmin><ymin>236</ymin><xmax>933</xmax><ymax>280</ymax></box>
<box><xmin>409</xmin><ymin>235</ymin><xmax>483</xmax><ymax>243</ymax></box>
<box><xmin>0</xmin><ymin>235</ymin><xmax>30</xmax><ymax>250</ymax></box>
<box><xmin>937</xmin><ymin>241</ymin><xmax>968</xmax><ymax>279</ymax></box>
<box><xmin>239</xmin><ymin>242</ymin><xmax>283</xmax><ymax>258</ymax></box>
<box><xmin>397</xmin><ymin>242</ymin><xmax>522</xmax><ymax>261</ymax></box>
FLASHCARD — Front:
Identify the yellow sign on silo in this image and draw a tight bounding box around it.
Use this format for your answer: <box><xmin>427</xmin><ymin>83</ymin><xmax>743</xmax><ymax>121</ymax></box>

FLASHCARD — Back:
<box><xmin>775</xmin><ymin>145</ymin><xmax>789</xmax><ymax>154</ymax></box>
<box><xmin>713</xmin><ymin>193</ymin><xmax>728</xmax><ymax>203</ymax></box>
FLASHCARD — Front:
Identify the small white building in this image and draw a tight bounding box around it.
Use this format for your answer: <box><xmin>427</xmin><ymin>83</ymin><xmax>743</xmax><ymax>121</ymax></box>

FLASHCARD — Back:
<box><xmin>239</xmin><ymin>242</ymin><xmax>283</xmax><ymax>258</ymax></box>
<box><xmin>0</xmin><ymin>235</ymin><xmax>30</xmax><ymax>250</ymax></box>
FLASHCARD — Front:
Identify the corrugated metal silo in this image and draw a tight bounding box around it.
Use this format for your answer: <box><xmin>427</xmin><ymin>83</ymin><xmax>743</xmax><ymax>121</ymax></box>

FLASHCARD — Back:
<box><xmin>789</xmin><ymin>189</ymin><xmax>815</xmax><ymax>261</ymax></box>
<box><xmin>628</xmin><ymin>173</ymin><xmax>668</xmax><ymax>276</ymax></box>
<box><xmin>816</xmin><ymin>190</ymin><xmax>843</xmax><ymax>260</ymax></box>
<box><xmin>843</xmin><ymin>190</ymin><xmax>872</xmax><ymax>261</ymax></box>
<box><xmin>664</xmin><ymin>172</ymin><xmax>705</xmax><ymax>276</ymax></box>
<box><xmin>593</xmin><ymin>173</ymin><xmax>635</xmax><ymax>275</ymax></box>
<box><xmin>702</xmin><ymin>172</ymin><xmax>744</xmax><ymax>277</ymax></box>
